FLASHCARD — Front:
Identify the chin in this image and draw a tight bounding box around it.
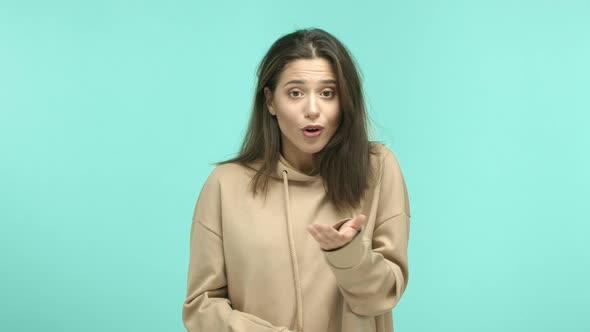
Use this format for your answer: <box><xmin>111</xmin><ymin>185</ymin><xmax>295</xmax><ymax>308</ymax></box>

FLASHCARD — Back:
<box><xmin>296</xmin><ymin>141</ymin><xmax>329</xmax><ymax>154</ymax></box>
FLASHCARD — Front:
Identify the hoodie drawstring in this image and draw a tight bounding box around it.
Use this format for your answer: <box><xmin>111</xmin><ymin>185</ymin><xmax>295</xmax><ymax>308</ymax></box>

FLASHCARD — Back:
<box><xmin>282</xmin><ymin>170</ymin><xmax>304</xmax><ymax>332</ymax></box>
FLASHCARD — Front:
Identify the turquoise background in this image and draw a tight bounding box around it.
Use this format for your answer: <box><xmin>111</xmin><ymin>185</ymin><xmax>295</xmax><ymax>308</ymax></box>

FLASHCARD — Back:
<box><xmin>1</xmin><ymin>0</ymin><xmax>589</xmax><ymax>331</ymax></box>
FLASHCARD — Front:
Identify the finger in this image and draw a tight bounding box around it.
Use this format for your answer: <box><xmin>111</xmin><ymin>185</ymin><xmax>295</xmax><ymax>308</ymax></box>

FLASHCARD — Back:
<box><xmin>350</xmin><ymin>214</ymin><xmax>367</xmax><ymax>230</ymax></box>
<box><xmin>310</xmin><ymin>224</ymin><xmax>332</xmax><ymax>242</ymax></box>
<box><xmin>307</xmin><ymin>225</ymin><xmax>321</xmax><ymax>241</ymax></box>
<box><xmin>339</xmin><ymin>218</ymin><xmax>363</xmax><ymax>237</ymax></box>
<box><xmin>339</xmin><ymin>226</ymin><xmax>358</xmax><ymax>239</ymax></box>
<box><xmin>315</xmin><ymin>224</ymin><xmax>349</xmax><ymax>248</ymax></box>
<box><xmin>315</xmin><ymin>224</ymin><xmax>338</xmax><ymax>240</ymax></box>
<box><xmin>321</xmin><ymin>225</ymin><xmax>345</xmax><ymax>242</ymax></box>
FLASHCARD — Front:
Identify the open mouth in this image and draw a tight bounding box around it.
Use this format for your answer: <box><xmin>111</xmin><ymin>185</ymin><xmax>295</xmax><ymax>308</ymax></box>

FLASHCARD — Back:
<box><xmin>302</xmin><ymin>126</ymin><xmax>324</xmax><ymax>137</ymax></box>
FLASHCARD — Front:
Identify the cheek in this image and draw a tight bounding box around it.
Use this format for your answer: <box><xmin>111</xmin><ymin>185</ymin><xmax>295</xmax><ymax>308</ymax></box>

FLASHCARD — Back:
<box><xmin>329</xmin><ymin>108</ymin><xmax>342</xmax><ymax>129</ymax></box>
<box><xmin>327</xmin><ymin>112</ymin><xmax>342</xmax><ymax>140</ymax></box>
<box><xmin>275</xmin><ymin>111</ymin><xmax>299</xmax><ymax>135</ymax></box>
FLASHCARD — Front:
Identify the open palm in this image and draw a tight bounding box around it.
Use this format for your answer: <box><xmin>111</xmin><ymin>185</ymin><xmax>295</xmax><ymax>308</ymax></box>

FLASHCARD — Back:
<box><xmin>307</xmin><ymin>214</ymin><xmax>367</xmax><ymax>251</ymax></box>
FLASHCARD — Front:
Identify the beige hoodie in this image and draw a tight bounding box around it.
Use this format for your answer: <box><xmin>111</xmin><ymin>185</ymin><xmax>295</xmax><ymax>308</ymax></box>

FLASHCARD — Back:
<box><xmin>182</xmin><ymin>142</ymin><xmax>411</xmax><ymax>332</ymax></box>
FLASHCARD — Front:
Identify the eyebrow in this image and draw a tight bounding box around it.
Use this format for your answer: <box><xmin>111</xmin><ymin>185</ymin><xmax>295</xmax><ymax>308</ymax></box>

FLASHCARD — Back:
<box><xmin>283</xmin><ymin>79</ymin><xmax>337</xmax><ymax>87</ymax></box>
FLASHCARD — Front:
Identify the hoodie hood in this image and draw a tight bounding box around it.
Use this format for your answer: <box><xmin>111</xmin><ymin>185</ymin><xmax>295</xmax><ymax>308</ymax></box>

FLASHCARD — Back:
<box><xmin>275</xmin><ymin>154</ymin><xmax>322</xmax><ymax>183</ymax></box>
<box><xmin>245</xmin><ymin>154</ymin><xmax>323</xmax><ymax>183</ymax></box>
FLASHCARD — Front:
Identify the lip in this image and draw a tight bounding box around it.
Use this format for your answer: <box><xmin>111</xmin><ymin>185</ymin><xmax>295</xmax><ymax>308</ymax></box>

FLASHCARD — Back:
<box><xmin>302</xmin><ymin>124</ymin><xmax>325</xmax><ymax>130</ymax></box>
<box><xmin>302</xmin><ymin>124</ymin><xmax>324</xmax><ymax>138</ymax></box>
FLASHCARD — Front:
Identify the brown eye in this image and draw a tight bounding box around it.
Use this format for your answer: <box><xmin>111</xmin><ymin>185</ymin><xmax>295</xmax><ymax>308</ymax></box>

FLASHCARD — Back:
<box><xmin>289</xmin><ymin>90</ymin><xmax>302</xmax><ymax>98</ymax></box>
<box><xmin>321</xmin><ymin>90</ymin><xmax>335</xmax><ymax>97</ymax></box>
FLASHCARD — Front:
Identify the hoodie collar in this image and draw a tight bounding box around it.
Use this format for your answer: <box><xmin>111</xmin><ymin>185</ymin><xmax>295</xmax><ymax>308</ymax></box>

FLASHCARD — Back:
<box><xmin>274</xmin><ymin>154</ymin><xmax>322</xmax><ymax>183</ymax></box>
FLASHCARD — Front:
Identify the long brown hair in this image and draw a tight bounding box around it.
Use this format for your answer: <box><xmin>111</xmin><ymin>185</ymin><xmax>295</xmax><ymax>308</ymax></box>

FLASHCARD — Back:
<box><xmin>218</xmin><ymin>28</ymin><xmax>376</xmax><ymax>212</ymax></box>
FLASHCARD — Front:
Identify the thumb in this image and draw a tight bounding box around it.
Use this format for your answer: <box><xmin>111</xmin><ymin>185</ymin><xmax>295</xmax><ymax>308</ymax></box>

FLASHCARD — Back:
<box><xmin>347</xmin><ymin>214</ymin><xmax>367</xmax><ymax>232</ymax></box>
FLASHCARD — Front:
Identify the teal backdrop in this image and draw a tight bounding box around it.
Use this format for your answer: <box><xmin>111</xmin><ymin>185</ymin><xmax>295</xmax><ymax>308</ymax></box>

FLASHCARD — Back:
<box><xmin>1</xmin><ymin>0</ymin><xmax>589</xmax><ymax>331</ymax></box>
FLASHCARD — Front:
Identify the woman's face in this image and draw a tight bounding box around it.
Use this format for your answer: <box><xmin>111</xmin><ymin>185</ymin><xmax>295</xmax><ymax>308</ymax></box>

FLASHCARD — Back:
<box><xmin>264</xmin><ymin>57</ymin><xmax>341</xmax><ymax>172</ymax></box>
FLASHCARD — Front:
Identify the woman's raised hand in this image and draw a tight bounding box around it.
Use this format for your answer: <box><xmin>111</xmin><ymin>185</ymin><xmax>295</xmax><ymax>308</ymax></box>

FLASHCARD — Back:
<box><xmin>306</xmin><ymin>214</ymin><xmax>367</xmax><ymax>251</ymax></box>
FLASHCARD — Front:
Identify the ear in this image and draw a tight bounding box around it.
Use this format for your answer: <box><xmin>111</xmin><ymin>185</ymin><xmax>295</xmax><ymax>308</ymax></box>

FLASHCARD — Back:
<box><xmin>264</xmin><ymin>86</ymin><xmax>276</xmax><ymax>116</ymax></box>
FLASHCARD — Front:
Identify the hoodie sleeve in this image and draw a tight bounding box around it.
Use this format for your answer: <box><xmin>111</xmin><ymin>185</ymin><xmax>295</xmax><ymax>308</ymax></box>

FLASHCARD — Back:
<box><xmin>182</xmin><ymin>169</ymin><xmax>297</xmax><ymax>332</ymax></box>
<box><xmin>321</xmin><ymin>147</ymin><xmax>411</xmax><ymax>317</ymax></box>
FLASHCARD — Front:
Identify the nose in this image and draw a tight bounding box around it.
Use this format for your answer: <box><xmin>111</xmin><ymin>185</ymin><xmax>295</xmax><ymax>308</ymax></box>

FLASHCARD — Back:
<box><xmin>304</xmin><ymin>95</ymin><xmax>320</xmax><ymax>120</ymax></box>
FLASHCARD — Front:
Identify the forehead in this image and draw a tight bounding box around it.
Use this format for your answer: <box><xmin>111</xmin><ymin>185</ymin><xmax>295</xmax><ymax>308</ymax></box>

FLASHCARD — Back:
<box><xmin>279</xmin><ymin>58</ymin><xmax>336</xmax><ymax>82</ymax></box>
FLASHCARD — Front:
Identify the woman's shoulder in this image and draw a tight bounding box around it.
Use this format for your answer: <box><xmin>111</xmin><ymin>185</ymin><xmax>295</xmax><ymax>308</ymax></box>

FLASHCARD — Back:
<box><xmin>368</xmin><ymin>141</ymin><xmax>398</xmax><ymax>167</ymax></box>
<box><xmin>368</xmin><ymin>141</ymin><xmax>405</xmax><ymax>182</ymax></box>
<box><xmin>207</xmin><ymin>160</ymin><xmax>255</xmax><ymax>179</ymax></box>
<box><xmin>369</xmin><ymin>141</ymin><xmax>389</xmax><ymax>155</ymax></box>
<box><xmin>368</xmin><ymin>141</ymin><xmax>410</xmax><ymax>216</ymax></box>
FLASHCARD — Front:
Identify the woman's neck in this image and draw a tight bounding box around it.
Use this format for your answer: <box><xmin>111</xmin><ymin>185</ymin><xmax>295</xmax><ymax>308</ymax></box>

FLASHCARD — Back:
<box><xmin>281</xmin><ymin>146</ymin><xmax>316</xmax><ymax>175</ymax></box>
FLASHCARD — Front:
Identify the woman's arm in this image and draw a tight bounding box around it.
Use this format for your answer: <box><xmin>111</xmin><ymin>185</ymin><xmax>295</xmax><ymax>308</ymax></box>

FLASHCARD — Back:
<box><xmin>321</xmin><ymin>148</ymin><xmax>411</xmax><ymax>317</ymax></box>
<box><xmin>182</xmin><ymin>171</ymin><xmax>297</xmax><ymax>332</ymax></box>
<box><xmin>321</xmin><ymin>213</ymin><xmax>410</xmax><ymax>316</ymax></box>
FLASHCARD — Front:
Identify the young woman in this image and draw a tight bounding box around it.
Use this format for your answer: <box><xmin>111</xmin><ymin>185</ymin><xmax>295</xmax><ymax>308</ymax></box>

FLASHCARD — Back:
<box><xmin>182</xmin><ymin>28</ymin><xmax>411</xmax><ymax>332</ymax></box>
